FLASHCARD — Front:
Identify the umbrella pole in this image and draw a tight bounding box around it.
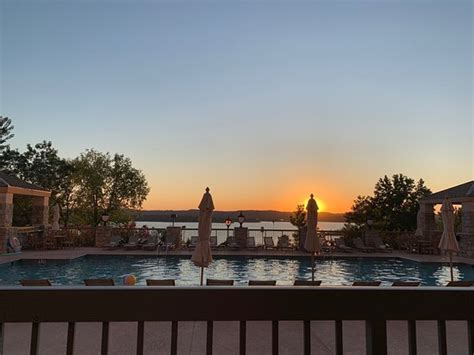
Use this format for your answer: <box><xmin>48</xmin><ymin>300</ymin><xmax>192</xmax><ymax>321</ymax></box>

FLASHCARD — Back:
<box><xmin>200</xmin><ymin>267</ymin><xmax>204</xmax><ymax>286</ymax></box>
<box><xmin>311</xmin><ymin>252</ymin><xmax>315</xmax><ymax>282</ymax></box>
<box><xmin>449</xmin><ymin>252</ymin><xmax>454</xmax><ymax>282</ymax></box>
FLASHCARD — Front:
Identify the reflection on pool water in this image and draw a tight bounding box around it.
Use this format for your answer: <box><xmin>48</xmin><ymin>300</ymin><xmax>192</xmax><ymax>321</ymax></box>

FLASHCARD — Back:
<box><xmin>1</xmin><ymin>256</ymin><xmax>473</xmax><ymax>286</ymax></box>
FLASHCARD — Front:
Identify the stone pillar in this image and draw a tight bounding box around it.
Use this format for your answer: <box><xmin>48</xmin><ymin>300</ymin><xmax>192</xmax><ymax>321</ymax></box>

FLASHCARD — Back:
<box><xmin>0</xmin><ymin>193</ymin><xmax>14</xmax><ymax>254</ymax></box>
<box><xmin>461</xmin><ymin>202</ymin><xmax>474</xmax><ymax>234</ymax></box>
<box><xmin>419</xmin><ymin>203</ymin><xmax>436</xmax><ymax>233</ymax></box>
<box><xmin>31</xmin><ymin>196</ymin><xmax>49</xmax><ymax>226</ymax></box>
<box><xmin>234</xmin><ymin>227</ymin><xmax>248</xmax><ymax>249</ymax></box>
<box><xmin>298</xmin><ymin>226</ymin><xmax>307</xmax><ymax>251</ymax></box>
<box><xmin>95</xmin><ymin>227</ymin><xmax>112</xmax><ymax>247</ymax></box>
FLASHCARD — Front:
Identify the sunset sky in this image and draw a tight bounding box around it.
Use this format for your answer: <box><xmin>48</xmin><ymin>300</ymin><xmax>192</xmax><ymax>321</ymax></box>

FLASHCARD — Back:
<box><xmin>1</xmin><ymin>1</ymin><xmax>472</xmax><ymax>213</ymax></box>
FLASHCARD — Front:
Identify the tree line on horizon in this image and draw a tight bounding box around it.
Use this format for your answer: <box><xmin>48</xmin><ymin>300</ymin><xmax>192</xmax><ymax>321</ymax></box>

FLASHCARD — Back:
<box><xmin>0</xmin><ymin>117</ymin><xmax>150</xmax><ymax>227</ymax></box>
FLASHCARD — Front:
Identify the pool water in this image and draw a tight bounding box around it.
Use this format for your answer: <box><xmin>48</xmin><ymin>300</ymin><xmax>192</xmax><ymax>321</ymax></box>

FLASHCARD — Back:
<box><xmin>1</xmin><ymin>256</ymin><xmax>473</xmax><ymax>286</ymax></box>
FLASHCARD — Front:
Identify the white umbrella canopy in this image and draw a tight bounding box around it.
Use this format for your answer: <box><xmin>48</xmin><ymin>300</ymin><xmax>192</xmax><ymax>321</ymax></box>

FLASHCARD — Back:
<box><xmin>438</xmin><ymin>198</ymin><xmax>459</xmax><ymax>281</ymax></box>
<box><xmin>191</xmin><ymin>187</ymin><xmax>214</xmax><ymax>284</ymax></box>
<box><xmin>52</xmin><ymin>204</ymin><xmax>60</xmax><ymax>231</ymax></box>
<box><xmin>304</xmin><ymin>194</ymin><xmax>320</xmax><ymax>253</ymax></box>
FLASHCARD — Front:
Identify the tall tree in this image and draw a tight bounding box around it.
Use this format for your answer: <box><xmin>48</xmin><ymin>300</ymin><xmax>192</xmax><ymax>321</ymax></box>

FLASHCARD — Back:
<box><xmin>74</xmin><ymin>149</ymin><xmax>149</xmax><ymax>226</ymax></box>
<box><xmin>290</xmin><ymin>204</ymin><xmax>307</xmax><ymax>228</ymax></box>
<box><xmin>345</xmin><ymin>174</ymin><xmax>431</xmax><ymax>231</ymax></box>
<box><xmin>0</xmin><ymin>117</ymin><xmax>14</xmax><ymax>152</ymax></box>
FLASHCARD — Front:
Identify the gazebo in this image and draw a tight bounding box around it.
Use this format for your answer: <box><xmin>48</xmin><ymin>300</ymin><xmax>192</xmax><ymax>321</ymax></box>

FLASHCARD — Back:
<box><xmin>0</xmin><ymin>171</ymin><xmax>51</xmax><ymax>253</ymax></box>
<box><xmin>418</xmin><ymin>181</ymin><xmax>474</xmax><ymax>257</ymax></box>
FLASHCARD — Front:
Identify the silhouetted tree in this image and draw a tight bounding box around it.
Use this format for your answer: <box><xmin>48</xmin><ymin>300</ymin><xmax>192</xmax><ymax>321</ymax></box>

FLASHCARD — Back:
<box><xmin>290</xmin><ymin>204</ymin><xmax>307</xmax><ymax>228</ymax></box>
<box><xmin>0</xmin><ymin>117</ymin><xmax>14</xmax><ymax>152</ymax></box>
<box><xmin>345</xmin><ymin>174</ymin><xmax>431</xmax><ymax>231</ymax></box>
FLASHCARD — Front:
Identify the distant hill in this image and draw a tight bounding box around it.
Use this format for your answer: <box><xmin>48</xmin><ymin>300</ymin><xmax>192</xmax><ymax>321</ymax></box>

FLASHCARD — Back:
<box><xmin>135</xmin><ymin>210</ymin><xmax>346</xmax><ymax>223</ymax></box>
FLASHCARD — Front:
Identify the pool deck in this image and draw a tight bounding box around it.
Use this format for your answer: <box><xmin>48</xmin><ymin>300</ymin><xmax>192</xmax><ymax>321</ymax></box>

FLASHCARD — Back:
<box><xmin>1</xmin><ymin>247</ymin><xmax>473</xmax><ymax>265</ymax></box>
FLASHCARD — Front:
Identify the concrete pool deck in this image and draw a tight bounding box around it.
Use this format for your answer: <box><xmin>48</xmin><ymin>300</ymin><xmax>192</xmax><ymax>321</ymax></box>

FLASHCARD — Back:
<box><xmin>1</xmin><ymin>247</ymin><xmax>473</xmax><ymax>266</ymax></box>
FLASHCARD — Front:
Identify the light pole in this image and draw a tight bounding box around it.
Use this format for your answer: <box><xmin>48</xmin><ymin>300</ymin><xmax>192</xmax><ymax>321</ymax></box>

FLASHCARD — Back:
<box><xmin>225</xmin><ymin>216</ymin><xmax>232</xmax><ymax>242</ymax></box>
<box><xmin>238</xmin><ymin>211</ymin><xmax>245</xmax><ymax>228</ymax></box>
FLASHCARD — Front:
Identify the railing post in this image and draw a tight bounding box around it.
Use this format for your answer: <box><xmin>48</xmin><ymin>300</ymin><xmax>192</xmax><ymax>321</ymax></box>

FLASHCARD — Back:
<box><xmin>335</xmin><ymin>320</ymin><xmax>343</xmax><ymax>355</ymax></box>
<box><xmin>468</xmin><ymin>320</ymin><xmax>474</xmax><ymax>355</ymax></box>
<box><xmin>239</xmin><ymin>321</ymin><xmax>246</xmax><ymax>355</ymax></box>
<box><xmin>366</xmin><ymin>320</ymin><xmax>387</xmax><ymax>355</ymax></box>
<box><xmin>437</xmin><ymin>320</ymin><xmax>447</xmax><ymax>355</ymax></box>
<box><xmin>0</xmin><ymin>322</ymin><xmax>4</xmax><ymax>355</ymax></box>
<box><xmin>407</xmin><ymin>320</ymin><xmax>417</xmax><ymax>355</ymax></box>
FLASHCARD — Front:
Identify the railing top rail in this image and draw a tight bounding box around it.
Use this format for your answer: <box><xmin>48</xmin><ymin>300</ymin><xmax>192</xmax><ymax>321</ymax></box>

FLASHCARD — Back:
<box><xmin>0</xmin><ymin>287</ymin><xmax>472</xmax><ymax>323</ymax></box>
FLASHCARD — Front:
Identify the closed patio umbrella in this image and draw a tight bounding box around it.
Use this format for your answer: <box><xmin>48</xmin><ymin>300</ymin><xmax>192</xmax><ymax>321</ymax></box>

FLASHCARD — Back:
<box><xmin>52</xmin><ymin>204</ymin><xmax>60</xmax><ymax>231</ymax></box>
<box><xmin>438</xmin><ymin>198</ymin><xmax>459</xmax><ymax>282</ymax></box>
<box><xmin>304</xmin><ymin>194</ymin><xmax>320</xmax><ymax>282</ymax></box>
<box><xmin>191</xmin><ymin>187</ymin><xmax>214</xmax><ymax>285</ymax></box>
<box><xmin>415</xmin><ymin>207</ymin><xmax>423</xmax><ymax>237</ymax></box>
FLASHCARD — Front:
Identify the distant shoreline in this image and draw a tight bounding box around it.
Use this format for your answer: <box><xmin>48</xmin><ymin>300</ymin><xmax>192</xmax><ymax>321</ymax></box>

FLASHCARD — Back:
<box><xmin>135</xmin><ymin>209</ymin><xmax>346</xmax><ymax>223</ymax></box>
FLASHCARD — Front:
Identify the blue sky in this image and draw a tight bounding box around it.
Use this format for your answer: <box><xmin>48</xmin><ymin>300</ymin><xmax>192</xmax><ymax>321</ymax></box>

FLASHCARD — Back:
<box><xmin>1</xmin><ymin>0</ymin><xmax>472</xmax><ymax>211</ymax></box>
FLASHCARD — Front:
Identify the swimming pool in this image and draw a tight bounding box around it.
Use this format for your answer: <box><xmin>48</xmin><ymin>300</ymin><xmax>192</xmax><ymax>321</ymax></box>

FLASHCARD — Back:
<box><xmin>1</xmin><ymin>256</ymin><xmax>473</xmax><ymax>286</ymax></box>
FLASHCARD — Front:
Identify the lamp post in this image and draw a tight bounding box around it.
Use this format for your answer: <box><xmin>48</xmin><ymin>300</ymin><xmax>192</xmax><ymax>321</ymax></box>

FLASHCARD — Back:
<box><xmin>101</xmin><ymin>213</ymin><xmax>110</xmax><ymax>227</ymax></box>
<box><xmin>238</xmin><ymin>211</ymin><xmax>245</xmax><ymax>228</ymax></box>
<box><xmin>225</xmin><ymin>216</ymin><xmax>232</xmax><ymax>242</ymax></box>
<box><xmin>171</xmin><ymin>213</ymin><xmax>177</xmax><ymax>227</ymax></box>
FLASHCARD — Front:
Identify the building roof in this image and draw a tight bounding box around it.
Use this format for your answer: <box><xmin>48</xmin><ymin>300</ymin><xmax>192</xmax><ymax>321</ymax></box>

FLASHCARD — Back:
<box><xmin>0</xmin><ymin>171</ymin><xmax>49</xmax><ymax>192</ymax></box>
<box><xmin>420</xmin><ymin>181</ymin><xmax>474</xmax><ymax>204</ymax></box>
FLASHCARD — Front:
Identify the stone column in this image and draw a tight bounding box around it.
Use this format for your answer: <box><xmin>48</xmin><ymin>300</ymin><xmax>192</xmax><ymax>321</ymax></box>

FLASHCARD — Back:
<box><xmin>461</xmin><ymin>202</ymin><xmax>474</xmax><ymax>235</ymax></box>
<box><xmin>95</xmin><ymin>227</ymin><xmax>112</xmax><ymax>247</ymax></box>
<box><xmin>0</xmin><ymin>193</ymin><xmax>14</xmax><ymax>253</ymax></box>
<box><xmin>31</xmin><ymin>196</ymin><xmax>49</xmax><ymax>226</ymax></box>
<box><xmin>166</xmin><ymin>226</ymin><xmax>182</xmax><ymax>248</ymax></box>
<box><xmin>419</xmin><ymin>203</ymin><xmax>436</xmax><ymax>233</ymax></box>
<box><xmin>234</xmin><ymin>227</ymin><xmax>248</xmax><ymax>249</ymax></box>
<box><xmin>298</xmin><ymin>226</ymin><xmax>307</xmax><ymax>251</ymax></box>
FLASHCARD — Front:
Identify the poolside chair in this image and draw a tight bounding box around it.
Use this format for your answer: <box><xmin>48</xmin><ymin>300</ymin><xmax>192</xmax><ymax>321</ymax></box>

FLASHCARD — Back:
<box><xmin>277</xmin><ymin>235</ymin><xmax>291</xmax><ymax>250</ymax></box>
<box><xmin>221</xmin><ymin>237</ymin><xmax>239</xmax><ymax>250</ymax></box>
<box><xmin>142</xmin><ymin>234</ymin><xmax>159</xmax><ymax>251</ymax></box>
<box><xmin>210</xmin><ymin>236</ymin><xmax>218</xmax><ymax>250</ymax></box>
<box><xmin>335</xmin><ymin>238</ymin><xmax>353</xmax><ymax>253</ymax></box>
<box><xmin>146</xmin><ymin>279</ymin><xmax>176</xmax><ymax>286</ymax></box>
<box><xmin>371</xmin><ymin>236</ymin><xmax>393</xmax><ymax>253</ymax></box>
<box><xmin>264</xmin><ymin>237</ymin><xmax>276</xmax><ymax>250</ymax></box>
<box><xmin>104</xmin><ymin>235</ymin><xmax>123</xmax><ymax>250</ymax></box>
<box><xmin>392</xmin><ymin>281</ymin><xmax>421</xmax><ymax>287</ymax></box>
<box><xmin>189</xmin><ymin>236</ymin><xmax>199</xmax><ymax>249</ymax></box>
<box><xmin>293</xmin><ymin>280</ymin><xmax>322</xmax><ymax>286</ymax></box>
<box><xmin>84</xmin><ymin>279</ymin><xmax>115</xmax><ymax>286</ymax></box>
<box><xmin>353</xmin><ymin>238</ymin><xmax>376</xmax><ymax>253</ymax></box>
<box><xmin>247</xmin><ymin>236</ymin><xmax>257</xmax><ymax>250</ymax></box>
<box><xmin>20</xmin><ymin>279</ymin><xmax>52</xmax><ymax>286</ymax></box>
<box><xmin>206</xmin><ymin>279</ymin><xmax>234</xmax><ymax>286</ymax></box>
<box><xmin>123</xmin><ymin>234</ymin><xmax>141</xmax><ymax>250</ymax></box>
<box><xmin>446</xmin><ymin>281</ymin><xmax>474</xmax><ymax>287</ymax></box>
<box><xmin>248</xmin><ymin>280</ymin><xmax>276</xmax><ymax>286</ymax></box>
<box><xmin>352</xmin><ymin>281</ymin><xmax>381</xmax><ymax>286</ymax></box>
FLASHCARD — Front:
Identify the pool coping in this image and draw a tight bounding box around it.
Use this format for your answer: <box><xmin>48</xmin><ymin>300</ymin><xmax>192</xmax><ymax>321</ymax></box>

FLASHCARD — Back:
<box><xmin>1</xmin><ymin>248</ymin><xmax>473</xmax><ymax>266</ymax></box>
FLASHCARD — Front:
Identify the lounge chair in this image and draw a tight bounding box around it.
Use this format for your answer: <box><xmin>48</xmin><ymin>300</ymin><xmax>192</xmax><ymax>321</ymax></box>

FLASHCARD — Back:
<box><xmin>104</xmin><ymin>235</ymin><xmax>123</xmax><ymax>250</ymax></box>
<box><xmin>352</xmin><ymin>281</ymin><xmax>381</xmax><ymax>286</ymax></box>
<box><xmin>264</xmin><ymin>237</ymin><xmax>276</xmax><ymax>250</ymax></box>
<box><xmin>392</xmin><ymin>281</ymin><xmax>420</xmax><ymax>287</ymax></box>
<box><xmin>335</xmin><ymin>238</ymin><xmax>353</xmax><ymax>253</ymax></box>
<box><xmin>247</xmin><ymin>236</ymin><xmax>257</xmax><ymax>249</ymax></box>
<box><xmin>142</xmin><ymin>235</ymin><xmax>159</xmax><ymax>251</ymax></box>
<box><xmin>293</xmin><ymin>280</ymin><xmax>322</xmax><ymax>286</ymax></box>
<box><xmin>20</xmin><ymin>279</ymin><xmax>52</xmax><ymax>286</ymax></box>
<box><xmin>354</xmin><ymin>238</ymin><xmax>376</xmax><ymax>253</ymax></box>
<box><xmin>219</xmin><ymin>237</ymin><xmax>239</xmax><ymax>250</ymax></box>
<box><xmin>206</xmin><ymin>279</ymin><xmax>234</xmax><ymax>286</ymax></box>
<box><xmin>371</xmin><ymin>236</ymin><xmax>393</xmax><ymax>253</ymax></box>
<box><xmin>123</xmin><ymin>234</ymin><xmax>141</xmax><ymax>250</ymax></box>
<box><xmin>189</xmin><ymin>236</ymin><xmax>199</xmax><ymax>249</ymax></box>
<box><xmin>210</xmin><ymin>236</ymin><xmax>218</xmax><ymax>250</ymax></box>
<box><xmin>248</xmin><ymin>280</ymin><xmax>276</xmax><ymax>286</ymax></box>
<box><xmin>146</xmin><ymin>279</ymin><xmax>176</xmax><ymax>286</ymax></box>
<box><xmin>84</xmin><ymin>279</ymin><xmax>115</xmax><ymax>286</ymax></box>
<box><xmin>446</xmin><ymin>281</ymin><xmax>474</xmax><ymax>287</ymax></box>
<box><xmin>277</xmin><ymin>235</ymin><xmax>291</xmax><ymax>250</ymax></box>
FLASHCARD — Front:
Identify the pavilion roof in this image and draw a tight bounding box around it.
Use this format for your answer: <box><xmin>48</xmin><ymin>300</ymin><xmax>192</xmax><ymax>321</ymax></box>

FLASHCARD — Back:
<box><xmin>0</xmin><ymin>171</ymin><xmax>50</xmax><ymax>192</ymax></box>
<box><xmin>420</xmin><ymin>181</ymin><xmax>474</xmax><ymax>204</ymax></box>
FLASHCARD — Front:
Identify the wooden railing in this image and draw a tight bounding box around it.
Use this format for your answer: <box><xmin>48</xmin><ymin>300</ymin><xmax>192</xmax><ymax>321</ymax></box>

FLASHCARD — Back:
<box><xmin>0</xmin><ymin>286</ymin><xmax>472</xmax><ymax>355</ymax></box>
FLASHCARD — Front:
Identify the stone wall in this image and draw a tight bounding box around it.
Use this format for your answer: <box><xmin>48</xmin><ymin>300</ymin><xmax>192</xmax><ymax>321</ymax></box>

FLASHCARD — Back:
<box><xmin>234</xmin><ymin>227</ymin><xmax>248</xmax><ymax>249</ymax></box>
